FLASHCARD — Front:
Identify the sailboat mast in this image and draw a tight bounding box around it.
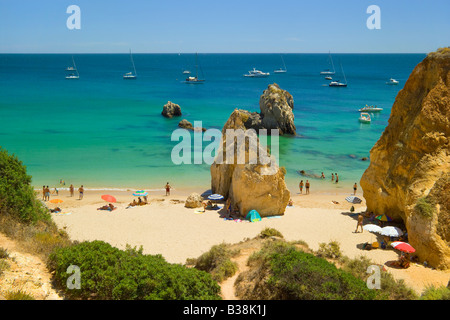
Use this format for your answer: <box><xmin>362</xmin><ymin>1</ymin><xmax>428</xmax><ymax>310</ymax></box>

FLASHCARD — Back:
<box><xmin>329</xmin><ymin>51</ymin><xmax>335</xmax><ymax>73</ymax></box>
<box><xmin>72</xmin><ymin>56</ymin><xmax>79</xmax><ymax>77</ymax></box>
<box><xmin>130</xmin><ymin>50</ymin><xmax>137</xmax><ymax>76</ymax></box>
<box><xmin>341</xmin><ymin>63</ymin><xmax>347</xmax><ymax>84</ymax></box>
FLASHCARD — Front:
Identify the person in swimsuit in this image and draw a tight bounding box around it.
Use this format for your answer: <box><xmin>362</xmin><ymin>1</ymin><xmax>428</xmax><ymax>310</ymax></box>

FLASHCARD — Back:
<box><xmin>165</xmin><ymin>182</ymin><xmax>171</xmax><ymax>196</ymax></box>
<box><xmin>299</xmin><ymin>180</ymin><xmax>304</xmax><ymax>194</ymax></box>
<box><xmin>355</xmin><ymin>213</ymin><xmax>364</xmax><ymax>233</ymax></box>
<box><xmin>353</xmin><ymin>183</ymin><xmax>357</xmax><ymax>195</ymax></box>
<box><xmin>78</xmin><ymin>185</ymin><xmax>84</xmax><ymax>200</ymax></box>
<box><xmin>70</xmin><ymin>184</ymin><xmax>74</xmax><ymax>197</ymax></box>
<box><xmin>305</xmin><ymin>180</ymin><xmax>310</xmax><ymax>195</ymax></box>
<box><xmin>331</xmin><ymin>173</ymin><xmax>334</xmax><ymax>181</ymax></box>
<box><xmin>335</xmin><ymin>173</ymin><xmax>339</xmax><ymax>184</ymax></box>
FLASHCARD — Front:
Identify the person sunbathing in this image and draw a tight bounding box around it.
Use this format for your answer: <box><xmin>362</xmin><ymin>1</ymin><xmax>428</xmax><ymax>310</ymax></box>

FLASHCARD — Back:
<box><xmin>128</xmin><ymin>199</ymin><xmax>138</xmax><ymax>207</ymax></box>
<box><xmin>50</xmin><ymin>207</ymin><xmax>61</xmax><ymax>213</ymax></box>
<box><xmin>98</xmin><ymin>203</ymin><xmax>116</xmax><ymax>211</ymax></box>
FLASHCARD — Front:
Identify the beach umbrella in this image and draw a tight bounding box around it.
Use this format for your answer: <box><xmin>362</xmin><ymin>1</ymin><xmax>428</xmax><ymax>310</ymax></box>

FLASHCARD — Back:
<box><xmin>391</xmin><ymin>242</ymin><xmax>415</xmax><ymax>253</ymax></box>
<box><xmin>49</xmin><ymin>199</ymin><xmax>63</xmax><ymax>204</ymax></box>
<box><xmin>345</xmin><ymin>196</ymin><xmax>362</xmax><ymax>204</ymax></box>
<box><xmin>208</xmin><ymin>194</ymin><xmax>224</xmax><ymax>201</ymax></box>
<box><xmin>363</xmin><ymin>224</ymin><xmax>382</xmax><ymax>234</ymax></box>
<box><xmin>376</xmin><ymin>214</ymin><xmax>393</xmax><ymax>222</ymax></box>
<box><xmin>133</xmin><ymin>190</ymin><xmax>148</xmax><ymax>197</ymax></box>
<box><xmin>380</xmin><ymin>226</ymin><xmax>403</xmax><ymax>237</ymax></box>
<box><xmin>101</xmin><ymin>195</ymin><xmax>116</xmax><ymax>203</ymax></box>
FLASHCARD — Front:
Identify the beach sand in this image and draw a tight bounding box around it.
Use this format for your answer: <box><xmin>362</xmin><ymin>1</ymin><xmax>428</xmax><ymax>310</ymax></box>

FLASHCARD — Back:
<box><xmin>46</xmin><ymin>187</ymin><xmax>449</xmax><ymax>295</ymax></box>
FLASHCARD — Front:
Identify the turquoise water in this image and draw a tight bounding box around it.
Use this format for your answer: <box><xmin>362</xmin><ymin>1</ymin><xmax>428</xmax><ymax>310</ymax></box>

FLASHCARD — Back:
<box><xmin>0</xmin><ymin>53</ymin><xmax>425</xmax><ymax>192</ymax></box>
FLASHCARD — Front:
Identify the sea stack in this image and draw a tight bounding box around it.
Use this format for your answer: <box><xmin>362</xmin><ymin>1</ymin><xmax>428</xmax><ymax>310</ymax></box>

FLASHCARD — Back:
<box><xmin>360</xmin><ymin>48</ymin><xmax>450</xmax><ymax>269</ymax></box>
<box><xmin>161</xmin><ymin>101</ymin><xmax>182</xmax><ymax>118</ymax></box>
<box><xmin>210</xmin><ymin>109</ymin><xmax>291</xmax><ymax>218</ymax></box>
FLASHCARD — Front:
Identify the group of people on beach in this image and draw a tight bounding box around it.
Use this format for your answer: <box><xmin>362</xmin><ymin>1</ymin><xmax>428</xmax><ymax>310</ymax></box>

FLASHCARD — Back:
<box><xmin>298</xmin><ymin>172</ymin><xmax>359</xmax><ymax>196</ymax></box>
<box><xmin>42</xmin><ymin>183</ymin><xmax>84</xmax><ymax>201</ymax></box>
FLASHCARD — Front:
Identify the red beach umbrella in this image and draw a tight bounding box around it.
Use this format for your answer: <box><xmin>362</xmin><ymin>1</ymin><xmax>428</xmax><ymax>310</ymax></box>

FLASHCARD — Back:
<box><xmin>101</xmin><ymin>195</ymin><xmax>116</xmax><ymax>203</ymax></box>
<box><xmin>391</xmin><ymin>242</ymin><xmax>415</xmax><ymax>253</ymax></box>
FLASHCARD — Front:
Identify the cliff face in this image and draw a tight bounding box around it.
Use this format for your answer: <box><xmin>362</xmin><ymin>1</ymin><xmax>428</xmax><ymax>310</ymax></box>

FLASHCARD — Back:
<box><xmin>360</xmin><ymin>48</ymin><xmax>450</xmax><ymax>269</ymax></box>
<box><xmin>210</xmin><ymin>109</ymin><xmax>290</xmax><ymax>217</ymax></box>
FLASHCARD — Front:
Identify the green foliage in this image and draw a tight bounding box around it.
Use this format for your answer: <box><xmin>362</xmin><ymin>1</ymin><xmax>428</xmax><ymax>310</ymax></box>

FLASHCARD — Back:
<box><xmin>317</xmin><ymin>241</ymin><xmax>342</xmax><ymax>259</ymax></box>
<box><xmin>48</xmin><ymin>240</ymin><xmax>221</xmax><ymax>300</ymax></box>
<box><xmin>259</xmin><ymin>228</ymin><xmax>284</xmax><ymax>239</ymax></box>
<box><xmin>190</xmin><ymin>243</ymin><xmax>238</xmax><ymax>282</ymax></box>
<box><xmin>414</xmin><ymin>197</ymin><xmax>435</xmax><ymax>219</ymax></box>
<box><xmin>0</xmin><ymin>147</ymin><xmax>49</xmax><ymax>223</ymax></box>
<box><xmin>0</xmin><ymin>247</ymin><xmax>9</xmax><ymax>259</ymax></box>
<box><xmin>420</xmin><ymin>285</ymin><xmax>450</xmax><ymax>300</ymax></box>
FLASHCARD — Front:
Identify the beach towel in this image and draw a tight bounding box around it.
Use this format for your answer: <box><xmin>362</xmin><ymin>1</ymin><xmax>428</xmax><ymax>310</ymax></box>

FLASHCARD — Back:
<box><xmin>54</xmin><ymin>212</ymin><xmax>72</xmax><ymax>216</ymax></box>
<box><xmin>194</xmin><ymin>209</ymin><xmax>205</xmax><ymax>214</ymax></box>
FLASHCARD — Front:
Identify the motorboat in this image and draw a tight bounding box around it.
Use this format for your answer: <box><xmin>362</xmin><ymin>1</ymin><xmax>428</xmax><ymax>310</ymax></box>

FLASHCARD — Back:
<box><xmin>358</xmin><ymin>105</ymin><xmax>383</xmax><ymax>112</ymax></box>
<box><xmin>244</xmin><ymin>68</ymin><xmax>270</xmax><ymax>77</ymax></box>
<box><xmin>386</xmin><ymin>78</ymin><xmax>399</xmax><ymax>85</ymax></box>
<box><xmin>359</xmin><ymin>113</ymin><xmax>371</xmax><ymax>124</ymax></box>
<box><xmin>325</xmin><ymin>76</ymin><xmax>332</xmax><ymax>80</ymax></box>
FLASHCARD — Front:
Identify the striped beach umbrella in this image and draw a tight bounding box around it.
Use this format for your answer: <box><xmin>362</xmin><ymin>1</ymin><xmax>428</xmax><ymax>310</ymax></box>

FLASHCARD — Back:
<box><xmin>133</xmin><ymin>190</ymin><xmax>148</xmax><ymax>197</ymax></box>
<box><xmin>208</xmin><ymin>194</ymin><xmax>224</xmax><ymax>201</ymax></box>
<box><xmin>345</xmin><ymin>196</ymin><xmax>362</xmax><ymax>204</ymax></box>
<box><xmin>376</xmin><ymin>214</ymin><xmax>393</xmax><ymax>222</ymax></box>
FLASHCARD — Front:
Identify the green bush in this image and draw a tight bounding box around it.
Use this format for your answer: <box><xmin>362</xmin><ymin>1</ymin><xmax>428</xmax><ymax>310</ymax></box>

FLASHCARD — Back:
<box><xmin>5</xmin><ymin>290</ymin><xmax>35</xmax><ymax>300</ymax></box>
<box><xmin>259</xmin><ymin>228</ymin><xmax>284</xmax><ymax>239</ymax></box>
<box><xmin>317</xmin><ymin>241</ymin><xmax>342</xmax><ymax>259</ymax></box>
<box><xmin>420</xmin><ymin>285</ymin><xmax>450</xmax><ymax>300</ymax></box>
<box><xmin>241</xmin><ymin>241</ymin><xmax>376</xmax><ymax>300</ymax></box>
<box><xmin>414</xmin><ymin>197</ymin><xmax>435</xmax><ymax>219</ymax></box>
<box><xmin>48</xmin><ymin>240</ymin><xmax>221</xmax><ymax>300</ymax></box>
<box><xmin>0</xmin><ymin>147</ymin><xmax>49</xmax><ymax>223</ymax></box>
<box><xmin>190</xmin><ymin>243</ymin><xmax>238</xmax><ymax>282</ymax></box>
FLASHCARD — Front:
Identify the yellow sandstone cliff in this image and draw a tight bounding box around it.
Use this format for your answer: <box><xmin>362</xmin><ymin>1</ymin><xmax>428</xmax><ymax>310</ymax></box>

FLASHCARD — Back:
<box><xmin>360</xmin><ymin>48</ymin><xmax>450</xmax><ymax>269</ymax></box>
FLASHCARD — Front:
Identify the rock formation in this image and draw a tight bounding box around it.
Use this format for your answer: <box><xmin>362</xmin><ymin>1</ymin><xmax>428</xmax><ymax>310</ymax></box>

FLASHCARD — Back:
<box><xmin>161</xmin><ymin>101</ymin><xmax>182</xmax><ymax>118</ymax></box>
<box><xmin>235</xmin><ymin>84</ymin><xmax>296</xmax><ymax>135</ymax></box>
<box><xmin>178</xmin><ymin>119</ymin><xmax>206</xmax><ymax>132</ymax></box>
<box><xmin>360</xmin><ymin>47</ymin><xmax>450</xmax><ymax>269</ymax></box>
<box><xmin>210</xmin><ymin>109</ymin><xmax>291</xmax><ymax>217</ymax></box>
<box><xmin>185</xmin><ymin>193</ymin><xmax>203</xmax><ymax>208</ymax></box>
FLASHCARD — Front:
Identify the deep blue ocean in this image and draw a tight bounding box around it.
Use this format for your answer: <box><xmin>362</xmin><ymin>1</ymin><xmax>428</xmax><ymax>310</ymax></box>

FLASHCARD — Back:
<box><xmin>0</xmin><ymin>53</ymin><xmax>425</xmax><ymax>192</ymax></box>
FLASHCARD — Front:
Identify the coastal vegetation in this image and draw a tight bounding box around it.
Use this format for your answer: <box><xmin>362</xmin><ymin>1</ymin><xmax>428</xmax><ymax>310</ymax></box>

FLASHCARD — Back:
<box><xmin>48</xmin><ymin>241</ymin><xmax>222</xmax><ymax>300</ymax></box>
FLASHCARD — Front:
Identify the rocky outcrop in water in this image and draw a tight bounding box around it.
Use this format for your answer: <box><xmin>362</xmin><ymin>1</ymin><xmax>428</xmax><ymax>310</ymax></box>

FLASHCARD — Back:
<box><xmin>360</xmin><ymin>48</ymin><xmax>450</xmax><ymax>269</ymax></box>
<box><xmin>162</xmin><ymin>101</ymin><xmax>182</xmax><ymax>118</ymax></box>
<box><xmin>235</xmin><ymin>84</ymin><xmax>296</xmax><ymax>135</ymax></box>
<box><xmin>178</xmin><ymin>119</ymin><xmax>206</xmax><ymax>132</ymax></box>
<box><xmin>210</xmin><ymin>109</ymin><xmax>290</xmax><ymax>217</ymax></box>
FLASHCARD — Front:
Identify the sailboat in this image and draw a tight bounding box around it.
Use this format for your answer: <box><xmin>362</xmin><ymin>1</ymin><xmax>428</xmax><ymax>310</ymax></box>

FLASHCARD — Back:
<box><xmin>65</xmin><ymin>56</ymin><xmax>79</xmax><ymax>79</ymax></box>
<box><xmin>274</xmin><ymin>55</ymin><xmax>287</xmax><ymax>73</ymax></box>
<box><xmin>123</xmin><ymin>50</ymin><xmax>137</xmax><ymax>79</ymax></box>
<box><xmin>329</xmin><ymin>62</ymin><xmax>347</xmax><ymax>87</ymax></box>
<box><xmin>184</xmin><ymin>53</ymin><xmax>205</xmax><ymax>84</ymax></box>
<box><xmin>320</xmin><ymin>51</ymin><xmax>336</xmax><ymax>75</ymax></box>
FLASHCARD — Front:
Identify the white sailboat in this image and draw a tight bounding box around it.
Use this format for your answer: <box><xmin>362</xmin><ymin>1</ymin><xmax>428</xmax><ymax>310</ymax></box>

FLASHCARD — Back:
<box><xmin>320</xmin><ymin>51</ymin><xmax>336</xmax><ymax>75</ymax></box>
<box><xmin>274</xmin><ymin>55</ymin><xmax>287</xmax><ymax>73</ymax></box>
<box><xmin>329</xmin><ymin>62</ymin><xmax>347</xmax><ymax>87</ymax></box>
<box><xmin>184</xmin><ymin>53</ymin><xmax>205</xmax><ymax>84</ymax></box>
<box><xmin>123</xmin><ymin>49</ymin><xmax>137</xmax><ymax>79</ymax></box>
<box><xmin>65</xmin><ymin>56</ymin><xmax>79</xmax><ymax>79</ymax></box>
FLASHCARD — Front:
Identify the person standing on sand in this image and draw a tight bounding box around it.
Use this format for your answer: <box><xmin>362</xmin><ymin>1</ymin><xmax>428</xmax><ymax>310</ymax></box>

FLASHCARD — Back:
<box><xmin>331</xmin><ymin>173</ymin><xmax>334</xmax><ymax>182</ymax></box>
<box><xmin>335</xmin><ymin>173</ymin><xmax>339</xmax><ymax>184</ymax></box>
<box><xmin>299</xmin><ymin>180</ymin><xmax>304</xmax><ymax>194</ymax></box>
<box><xmin>42</xmin><ymin>186</ymin><xmax>46</xmax><ymax>200</ymax></box>
<box><xmin>70</xmin><ymin>184</ymin><xmax>74</xmax><ymax>197</ymax></box>
<box><xmin>305</xmin><ymin>180</ymin><xmax>310</xmax><ymax>195</ymax></box>
<box><xmin>45</xmin><ymin>186</ymin><xmax>50</xmax><ymax>201</ymax></box>
<box><xmin>353</xmin><ymin>183</ymin><xmax>357</xmax><ymax>195</ymax></box>
<box><xmin>165</xmin><ymin>182</ymin><xmax>171</xmax><ymax>196</ymax></box>
<box><xmin>355</xmin><ymin>213</ymin><xmax>364</xmax><ymax>233</ymax></box>
<box><xmin>78</xmin><ymin>185</ymin><xmax>84</xmax><ymax>200</ymax></box>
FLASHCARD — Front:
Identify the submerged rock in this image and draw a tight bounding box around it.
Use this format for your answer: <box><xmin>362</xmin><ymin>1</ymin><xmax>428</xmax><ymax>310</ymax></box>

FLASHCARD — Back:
<box><xmin>360</xmin><ymin>47</ymin><xmax>450</xmax><ymax>269</ymax></box>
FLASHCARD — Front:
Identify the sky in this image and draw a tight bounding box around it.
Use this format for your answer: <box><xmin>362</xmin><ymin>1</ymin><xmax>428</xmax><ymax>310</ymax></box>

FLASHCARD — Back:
<box><xmin>0</xmin><ymin>0</ymin><xmax>449</xmax><ymax>53</ymax></box>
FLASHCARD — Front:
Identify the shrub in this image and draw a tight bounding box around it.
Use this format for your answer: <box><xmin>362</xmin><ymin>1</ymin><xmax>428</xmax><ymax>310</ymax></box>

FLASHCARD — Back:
<box><xmin>259</xmin><ymin>228</ymin><xmax>284</xmax><ymax>239</ymax></box>
<box><xmin>190</xmin><ymin>243</ymin><xmax>238</xmax><ymax>282</ymax></box>
<box><xmin>0</xmin><ymin>147</ymin><xmax>50</xmax><ymax>223</ymax></box>
<box><xmin>414</xmin><ymin>197</ymin><xmax>435</xmax><ymax>219</ymax></box>
<box><xmin>317</xmin><ymin>241</ymin><xmax>342</xmax><ymax>259</ymax></box>
<box><xmin>48</xmin><ymin>240</ymin><xmax>221</xmax><ymax>300</ymax></box>
<box><xmin>239</xmin><ymin>241</ymin><xmax>376</xmax><ymax>300</ymax></box>
<box><xmin>5</xmin><ymin>290</ymin><xmax>35</xmax><ymax>300</ymax></box>
<box><xmin>0</xmin><ymin>247</ymin><xmax>9</xmax><ymax>259</ymax></box>
<box><xmin>420</xmin><ymin>285</ymin><xmax>450</xmax><ymax>300</ymax></box>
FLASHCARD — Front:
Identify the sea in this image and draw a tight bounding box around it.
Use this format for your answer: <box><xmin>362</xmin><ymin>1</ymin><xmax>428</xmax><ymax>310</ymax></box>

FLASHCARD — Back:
<box><xmin>0</xmin><ymin>53</ymin><xmax>425</xmax><ymax>193</ymax></box>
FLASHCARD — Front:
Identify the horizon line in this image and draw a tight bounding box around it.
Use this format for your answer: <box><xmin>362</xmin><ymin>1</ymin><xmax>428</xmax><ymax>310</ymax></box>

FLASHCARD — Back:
<box><xmin>0</xmin><ymin>52</ymin><xmax>428</xmax><ymax>55</ymax></box>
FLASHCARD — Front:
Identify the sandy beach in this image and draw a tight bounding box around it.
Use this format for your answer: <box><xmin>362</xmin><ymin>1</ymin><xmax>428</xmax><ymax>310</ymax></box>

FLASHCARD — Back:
<box><xmin>45</xmin><ymin>187</ymin><xmax>449</xmax><ymax>295</ymax></box>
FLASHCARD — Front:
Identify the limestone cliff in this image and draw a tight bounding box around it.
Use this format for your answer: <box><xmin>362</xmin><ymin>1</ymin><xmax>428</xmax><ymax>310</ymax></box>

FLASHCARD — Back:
<box><xmin>210</xmin><ymin>109</ymin><xmax>290</xmax><ymax>217</ymax></box>
<box><xmin>360</xmin><ymin>48</ymin><xmax>450</xmax><ymax>269</ymax></box>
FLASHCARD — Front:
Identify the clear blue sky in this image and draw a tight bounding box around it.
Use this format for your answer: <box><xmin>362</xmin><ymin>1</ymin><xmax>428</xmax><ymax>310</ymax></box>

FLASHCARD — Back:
<box><xmin>0</xmin><ymin>0</ymin><xmax>449</xmax><ymax>53</ymax></box>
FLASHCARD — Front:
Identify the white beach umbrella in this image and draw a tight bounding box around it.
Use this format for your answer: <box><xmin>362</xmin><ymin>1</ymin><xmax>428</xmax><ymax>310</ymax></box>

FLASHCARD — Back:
<box><xmin>345</xmin><ymin>196</ymin><xmax>362</xmax><ymax>204</ymax></box>
<box><xmin>380</xmin><ymin>226</ymin><xmax>403</xmax><ymax>237</ymax></box>
<box><xmin>363</xmin><ymin>224</ymin><xmax>382</xmax><ymax>234</ymax></box>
